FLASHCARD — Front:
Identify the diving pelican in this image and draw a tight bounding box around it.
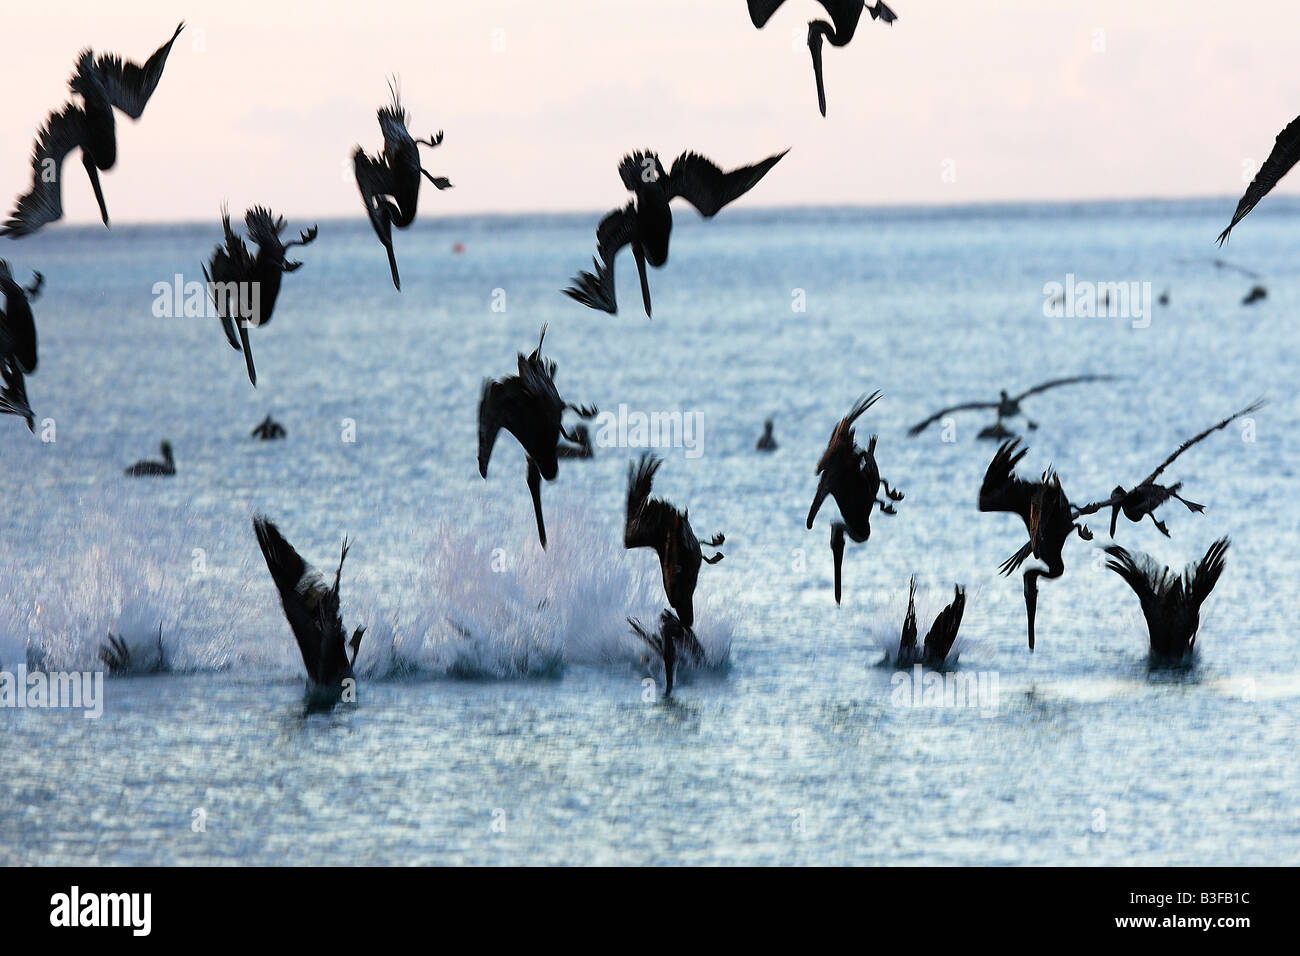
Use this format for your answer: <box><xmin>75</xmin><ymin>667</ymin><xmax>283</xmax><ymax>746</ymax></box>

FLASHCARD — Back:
<box><xmin>629</xmin><ymin>609</ymin><xmax>705</xmax><ymax>698</ymax></box>
<box><xmin>1104</xmin><ymin>538</ymin><xmax>1229</xmax><ymax>662</ymax></box>
<box><xmin>896</xmin><ymin>577</ymin><xmax>966</xmax><ymax>668</ymax></box>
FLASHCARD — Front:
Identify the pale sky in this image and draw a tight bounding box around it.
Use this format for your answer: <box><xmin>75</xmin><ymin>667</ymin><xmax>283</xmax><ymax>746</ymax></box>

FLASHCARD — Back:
<box><xmin>3</xmin><ymin>0</ymin><xmax>1300</xmax><ymax>224</ymax></box>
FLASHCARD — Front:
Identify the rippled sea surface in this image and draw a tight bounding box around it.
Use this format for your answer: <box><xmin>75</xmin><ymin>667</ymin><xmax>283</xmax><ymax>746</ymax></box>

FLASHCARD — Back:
<box><xmin>1</xmin><ymin>199</ymin><xmax>1297</xmax><ymax>865</ymax></box>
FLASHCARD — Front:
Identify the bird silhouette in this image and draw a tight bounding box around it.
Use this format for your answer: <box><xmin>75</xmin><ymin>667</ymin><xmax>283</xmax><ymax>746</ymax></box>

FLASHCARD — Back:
<box><xmin>2</xmin><ymin>23</ymin><xmax>185</xmax><ymax>237</ymax></box>
<box><xmin>1104</xmin><ymin>538</ymin><xmax>1229</xmax><ymax>662</ymax></box>
<box><xmin>478</xmin><ymin>325</ymin><xmax>597</xmax><ymax>547</ymax></box>
<box><xmin>565</xmin><ymin>148</ymin><xmax>787</xmax><ymax>316</ymax></box>
<box><xmin>251</xmin><ymin>414</ymin><xmax>286</xmax><ymax>440</ymax></box>
<box><xmin>1218</xmin><ymin>114</ymin><xmax>1300</xmax><ymax>244</ymax></box>
<box><xmin>203</xmin><ymin>205</ymin><xmax>318</xmax><ymax>386</ymax></box>
<box><xmin>124</xmin><ymin>440</ymin><xmax>175</xmax><ymax>476</ymax></box>
<box><xmin>353</xmin><ymin>83</ymin><xmax>452</xmax><ymax>289</ymax></box>
<box><xmin>908</xmin><ymin>375</ymin><xmax>1116</xmax><ymax>438</ymax></box>
<box><xmin>896</xmin><ymin>577</ymin><xmax>966</xmax><ymax>668</ymax></box>
<box><xmin>806</xmin><ymin>392</ymin><xmax>904</xmax><ymax>604</ymax></box>
<box><xmin>628</xmin><ymin>609</ymin><xmax>705</xmax><ymax>699</ymax></box>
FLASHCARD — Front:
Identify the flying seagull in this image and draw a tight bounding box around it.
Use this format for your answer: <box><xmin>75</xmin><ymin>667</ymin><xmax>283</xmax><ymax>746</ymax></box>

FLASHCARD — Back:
<box><xmin>908</xmin><ymin>375</ymin><xmax>1116</xmax><ymax>437</ymax></box>
<box><xmin>353</xmin><ymin>83</ymin><xmax>452</xmax><ymax>290</ymax></box>
<box><xmin>806</xmin><ymin>392</ymin><xmax>904</xmax><ymax>604</ymax></box>
<box><xmin>3</xmin><ymin>23</ymin><xmax>185</xmax><ymax>237</ymax></box>
<box><xmin>746</xmin><ymin>1</ymin><xmax>897</xmax><ymax>116</ymax></box>
<box><xmin>1105</xmin><ymin>538</ymin><xmax>1229</xmax><ymax>663</ymax></box>
<box><xmin>478</xmin><ymin>325</ymin><xmax>598</xmax><ymax>547</ymax></box>
<box><xmin>564</xmin><ymin>148</ymin><xmax>788</xmax><ymax>316</ymax></box>
<box><xmin>1218</xmin><ymin>114</ymin><xmax>1300</xmax><ymax>245</ymax></box>
<box><xmin>203</xmin><ymin>205</ymin><xmax>318</xmax><ymax>386</ymax></box>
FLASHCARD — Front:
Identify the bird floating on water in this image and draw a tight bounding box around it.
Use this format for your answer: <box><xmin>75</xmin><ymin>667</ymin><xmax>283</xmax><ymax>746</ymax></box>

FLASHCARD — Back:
<box><xmin>895</xmin><ymin>577</ymin><xmax>966</xmax><ymax>669</ymax></box>
<box><xmin>251</xmin><ymin>414</ymin><xmax>286</xmax><ymax>440</ymax></box>
<box><xmin>745</xmin><ymin>1</ymin><xmax>897</xmax><ymax>116</ymax></box>
<box><xmin>2</xmin><ymin>23</ymin><xmax>185</xmax><ymax>237</ymax></box>
<box><xmin>124</xmin><ymin>439</ymin><xmax>175</xmax><ymax>476</ymax></box>
<box><xmin>756</xmin><ymin>419</ymin><xmax>778</xmax><ymax>451</ymax></box>
<box><xmin>353</xmin><ymin>83</ymin><xmax>452</xmax><ymax>290</ymax></box>
<box><xmin>1218</xmin><ymin>114</ymin><xmax>1300</xmax><ymax>245</ymax></box>
<box><xmin>203</xmin><ymin>205</ymin><xmax>318</xmax><ymax>387</ymax></box>
<box><xmin>564</xmin><ymin>148</ymin><xmax>787</xmax><ymax>316</ymax></box>
<box><xmin>908</xmin><ymin>375</ymin><xmax>1116</xmax><ymax>439</ymax></box>
<box><xmin>806</xmin><ymin>392</ymin><xmax>904</xmax><ymax>604</ymax></box>
<box><xmin>624</xmin><ymin>453</ymin><xmax>725</xmax><ymax>629</ymax></box>
<box><xmin>478</xmin><ymin>325</ymin><xmax>598</xmax><ymax>547</ymax></box>
<box><xmin>629</xmin><ymin>609</ymin><xmax>705</xmax><ymax>698</ymax></box>
<box><xmin>1104</xmin><ymin>538</ymin><xmax>1228</xmax><ymax>664</ymax></box>
<box><xmin>253</xmin><ymin>515</ymin><xmax>365</xmax><ymax>707</ymax></box>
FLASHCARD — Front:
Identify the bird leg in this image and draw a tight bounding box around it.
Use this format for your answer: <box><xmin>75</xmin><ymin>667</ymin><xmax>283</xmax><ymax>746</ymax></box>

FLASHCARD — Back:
<box><xmin>416</xmin><ymin>132</ymin><xmax>444</xmax><ymax>149</ymax></box>
<box><xmin>831</xmin><ymin>521</ymin><xmax>846</xmax><ymax>605</ymax></box>
<box><xmin>1172</xmin><ymin>492</ymin><xmax>1205</xmax><ymax>514</ymax></box>
<box><xmin>83</xmin><ymin>154</ymin><xmax>110</xmax><ymax>227</ymax></box>
<box><xmin>880</xmin><ymin>479</ymin><xmax>905</xmax><ymax>502</ymax></box>
<box><xmin>633</xmin><ymin>241</ymin><xmax>652</xmax><ymax>318</ymax></box>
<box><xmin>704</xmin><ymin>532</ymin><xmax>725</xmax><ymax>547</ymax></box>
<box><xmin>703</xmin><ymin>552</ymin><xmax>724</xmax><ymax>565</ymax></box>
<box><xmin>876</xmin><ymin>500</ymin><xmax>897</xmax><ymax>514</ymax></box>
<box><xmin>24</xmin><ymin>272</ymin><xmax>43</xmax><ymax>300</ymax></box>
<box><xmin>1075</xmin><ymin>523</ymin><xmax>1093</xmax><ymax>541</ymax></box>
<box><xmin>285</xmin><ymin>225</ymin><xmax>319</xmax><ymax>248</ymax></box>
<box><xmin>421</xmin><ymin>168</ymin><xmax>453</xmax><ymax>190</ymax></box>
<box><xmin>1149</xmin><ymin>513</ymin><xmax>1171</xmax><ymax>538</ymax></box>
<box><xmin>1026</xmin><ymin>419</ymin><xmax>1039</xmax><ymax>430</ymax></box>
<box><xmin>527</xmin><ymin>457</ymin><xmax>547</xmax><ymax>548</ymax></box>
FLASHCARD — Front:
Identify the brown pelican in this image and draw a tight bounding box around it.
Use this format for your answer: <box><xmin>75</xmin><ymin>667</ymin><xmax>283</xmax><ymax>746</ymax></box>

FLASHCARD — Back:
<box><xmin>0</xmin><ymin>262</ymin><xmax>42</xmax><ymax>372</ymax></box>
<box><xmin>564</xmin><ymin>148</ymin><xmax>787</xmax><ymax>316</ymax></box>
<box><xmin>908</xmin><ymin>375</ymin><xmax>1116</xmax><ymax>438</ymax></box>
<box><xmin>0</xmin><ymin>360</ymin><xmax>35</xmax><ymax>431</ymax></box>
<box><xmin>806</xmin><ymin>392</ymin><xmax>904</xmax><ymax>604</ymax></box>
<box><xmin>478</xmin><ymin>325</ymin><xmax>597</xmax><ymax>548</ymax></box>
<box><xmin>1218</xmin><ymin>114</ymin><xmax>1300</xmax><ymax>244</ymax></box>
<box><xmin>1105</xmin><ymin>538</ymin><xmax>1229</xmax><ymax>662</ymax></box>
<box><xmin>353</xmin><ymin>83</ymin><xmax>452</xmax><ymax>290</ymax></box>
<box><xmin>1082</xmin><ymin>400</ymin><xmax>1265</xmax><ymax>538</ymax></box>
<box><xmin>2</xmin><ymin>23</ymin><xmax>185</xmax><ymax>237</ymax></box>
<box><xmin>124</xmin><ymin>440</ymin><xmax>174</xmax><ymax>476</ymax></box>
<box><xmin>746</xmin><ymin>1</ymin><xmax>897</xmax><ymax>116</ymax></box>
<box><xmin>555</xmin><ymin>422</ymin><xmax>593</xmax><ymax>459</ymax></box>
<box><xmin>896</xmin><ymin>577</ymin><xmax>966</xmax><ymax>668</ymax></box>
<box><xmin>756</xmin><ymin>419</ymin><xmax>778</xmax><ymax>451</ymax></box>
<box><xmin>99</xmin><ymin>626</ymin><xmax>166</xmax><ymax>674</ymax></box>
<box><xmin>251</xmin><ymin>414</ymin><xmax>286</xmax><ymax>440</ymax></box>
<box><xmin>1242</xmin><ymin>285</ymin><xmax>1267</xmax><ymax>305</ymax></box>
<box><xmin>203</xmin><ymin>206</ymin><xmax>318</xmax><ymax>386</ymax></box>
<box><xmin>629</xmin><ymin>609</ymin><xmax>705</xmax><ymax>698</ymax></box>
<box><xmin>253</xmin><ymin>515</ymin><xmax>365</xmax><ymax>702</ymax></box>
<box><xmin>978</xmin><ymin>440</ymin><xmax>1099</xmax><ymax>650</ymax></box>
<box><xmin>624</xmin><ymin>454</ymin><xmax>725</xmax><ymax>629</ymax></box>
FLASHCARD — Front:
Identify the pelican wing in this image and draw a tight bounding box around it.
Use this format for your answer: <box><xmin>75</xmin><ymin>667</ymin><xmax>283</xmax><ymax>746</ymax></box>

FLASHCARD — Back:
<box><xmin>477</xmin><ymin>376</ymin><xmax>529</xmax><ymax>478</ymax></box>
<box><xmin>1</xmin><ymin>104</ymin><xmax>88</xmax><ymax>237</ymax></box>
<box><xmin>1188</xmin><ymin>537</ymin><xmax>1229</xmax><ymax>611</ymax></box>
<box><xmin>0</xmin><ymin>360</ymin><xmax>34</xmax><ymax>431</ymax></box>
<box><xmin>907</xmin><ymin>400</ymin><xmax>997</xmax><ymax>435</ymax></box>
<box><xmin>978</xmin><ymin>439</ymin><xmax>1038</xmax><ymax>526</ymax></box>
<box><xmin>624</xmin><ymin>453</ymin><xmax>678</xmax><ymax>552</ymax></box>
<box><xmin>1219</xmin><ymin>114</ymin><xmax>1300</xmax><ymax>245</ymax></box>
<box><xmin>746</xmin><ymin>0</ymin><xmax>790</xmax><ymax>28</ymax></box>
<box><xmin>666</xmin><ymin>149</ymin><xmax>789</xmax><ymax>218</ymax></box>
<box><xmin>94</xmin><ymin>22</ymin><xmax>185</xmax><ymax>119</ymax></box>
<box><xmin>1011</xmin><ymin>374</ymin><xmax>1116</xmax><ymax>403</ymax></box>
<box><xmin>1104</xmin><ymin>544</ymin><xmax>1167</xmax><ymax>623</ymax></box>
<box><xmin>923</xmin><ymin>585</ymin><xmax>966</xmax><ymax>664</ymax></box>
<box><xmin>1139</xmin><ymin>400</ymin><xmax>1265</xmax><ymax>486</ymax></box>
<box><xmin>253</xmin><ymin>516</ymin><xmax>343</xmax><ymax>682</ymax></box>
<box><xmin>563</xmin><ymin>204</ymin><xmax>638</xmax><ymax>313</ymax></box>
<box><xmin>816</xmin><ymin>392</ymin><xmax>881</xmax><ymax>473</ymax></box>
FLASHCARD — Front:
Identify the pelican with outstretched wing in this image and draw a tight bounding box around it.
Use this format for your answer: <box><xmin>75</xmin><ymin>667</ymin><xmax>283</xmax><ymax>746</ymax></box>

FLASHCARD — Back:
<box><xmin>908</xmin><ymin>375</ymin><xmax>1117</xmax><ymax>438</ymax></box>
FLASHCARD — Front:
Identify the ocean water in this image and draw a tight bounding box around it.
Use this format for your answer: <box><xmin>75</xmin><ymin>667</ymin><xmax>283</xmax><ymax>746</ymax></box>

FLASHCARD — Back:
<box><xmin>1</xmin><ymin>198</ymin><xmax>1297</xmax><ymax>865</ymax></box>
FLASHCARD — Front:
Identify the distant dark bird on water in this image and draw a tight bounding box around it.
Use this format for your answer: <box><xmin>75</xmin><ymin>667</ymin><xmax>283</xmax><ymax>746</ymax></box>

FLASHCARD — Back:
<box><xmin>1217</xmin><ymin>114</ymin><xmax>1300</xmax><ymax>245</ymax></box>
<box><xmin>756</xmin><ymin>419</ymin><xmax>778</xmax><ymax>451</ymax></box>
<box><xmin>353</xmin><ymin>84</ymin><xmax>452</xmax><ymax>290</ymax></box>
<box><xmin>978</xmin><ymin>440</ymin><xmax>1099</xmax><ymax>650</ymax></box>
<box><xmin>251</xmin><ymin>414</ymin><xmax>286</xmax><ymax>440</ymax></box>
<box><xmin>896</xmin><ymin>577</ymin><xmax>966</xmax><ymax>668</ymax></box>
<box><xmin>624</xmin><ymin>454</ymin><xmax>725</xmax><ymax>629</ymax></box>
<box><xmin>2</xmin><ymin>23</ymin><xmax>185</xmax><ymax>237</ymax></box>
<box><xmin>746</xmin><ymin>1</ymin><xmax>897</xmax><ymax>116</ymax></box>
<box><xmin>1242</xmin><ymin>285</ymin><xmax>1267</xmax><ymax>305</ymax></box>
<box><xmin>1081</xmin><ymin>400</ymin><xmax>1265</xmax><ymax>539</ymax></box>
<box><xmin>908</xmin><ymin>375</ymin><xmax>1116</xmax><ymax>438</ymax></box>
<box><xmin>1105</xmin><ymin>538</ymin><xmax>1229</xmax><ymax>663</ymax></box>
<box><xmin>564</xmin><ymin>148</ymin><xmax>787</xmax><ymax>316</ymax></box>
<box><xmin>555</xmin><ymin>422</ymin><xmax>593</xmax><ymax>459</ymax></box>
<box><xmin>203</xmin><ymin>205</ymin><xmax>318</xmax><ymax>386</ymax></box>
<box><xmin>253</xmin><ymin>515</ymin><xmax>365</xmax><ymax>705</ymax></box>
<box><xmin>0</xmin><ymin>261</ymin><xmax>43</xmax><ymax>372</ymax></box>
<box><xmin>124</xmin><ymin>439</ymin><xmax>174</xmax><ymax>476</ymax></box>
<box><xmin>629</xmin><ymin>609</ymin><xmax>704</xmax><ymax>699</ymax></box>
<box><xmin>478</xmin><ymin>326</ymin><xmax>598</xmax><ymax>547</ymax></box>
<box><xmin>806</xmin><ymin>392</ymin><xmax>904</xmax><ymax>604</ymax></box>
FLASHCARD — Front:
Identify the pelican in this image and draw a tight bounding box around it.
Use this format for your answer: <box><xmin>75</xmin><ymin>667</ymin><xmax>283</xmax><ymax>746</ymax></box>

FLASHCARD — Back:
<box><xmin>978</xmin><ymin>440</ymin><xmax>1099</xmax><ymax>650</ymax></box>
<box><xmin>1082</xmin><ymin>400</ymin><xmax>1265</xmax><ymax>538</ymax></box>
<box><xmin>478</xmin><ymin>325</ymin><xmax>597</xmax><ymax>547</ymax></box>
<box><xmin>251</xmin><ymin>414</ymin><xmax>286</xmax><ymax>440</ymax></box>
<box><xmin>756</xmin><ymin>419</ymin><xmax>778</xmax><ymax>451</ymax></box>
<box><xmin>2</xmin><ymin>23</ymin><xmax>185</xmax><ymax>237</ymax></box>
<box><xmin>203</xmin><ymin>206</ymin><xmax>318</xmax><ymax>386</ymax></box>
<box><xmin>353</xmin><ymin>83</ymin><xmax>452</xmax><ymax>290</ymax></box>
<box><xmin>806</xmin><ymin>392</ymin><xmax>905</xmax><ymax>604</ymax></box>
<box><xmin>746</xmin><ymin>1</ymin><xmax>897</xmax><ymax>116</ymax></box>
<box><xmin>0</xmin><ymin>261</ymin><xmax>42</xmax><ymax>372</ymax></box>
<box><xmin>1242</xmin><ymin>285</ymin><xmax>1267</xmax><ymax>305</ymax></box>
<box><xmin>629</xmin><ymin>609</ymin><xmax>705</xmax><ymax>698</ymax></box>
<box><xmin>252</xmin><ymin>515</ymin><xmax>365</xmax><ymax>704</ymax></box>
<box><xmin>124</xmin><ymin>439</ymin><xmax>174</xmax><ymax>476</ymax></box>
<box><xmin>99</xmin><ymin>626</ymin><xmax>166</xmax><ymax>674</ymax></box>
<box><xmin>1218</xmin><ymin>114</ymin><xmax>1300</xmax><ymax>244</ymax></box>
<box><xmin>624</xmin><ymin>454</ymin><xmax>725</xmax><ymax>629</ymax></box>
<box><xmin>555</xmin><ymin>422</ymin><xmax>593</xmax><ymax>459</ymax></box>
<box><xmin>0</xmin><ymin>360</ymin><xmax>34</xmax><ymax>431</ymax></box>
<box><xmin>908</xmin><ymin>375</ymin><xmax>1116</xmax><ymax>438</ymax></box>
<box><xmin>1105</xmin><ymin>538</ymin><xmax>1229</xmax><ymax>663</ymax></box>
<box><xmin>896</xmin><ymin>577</ymin><xmax>966</xmax><ymax>668</ymax></box>
<box><xmin>564</xmin><ymin>148</ymin><xmax>787</xmax><ymax>316</ymax></box>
